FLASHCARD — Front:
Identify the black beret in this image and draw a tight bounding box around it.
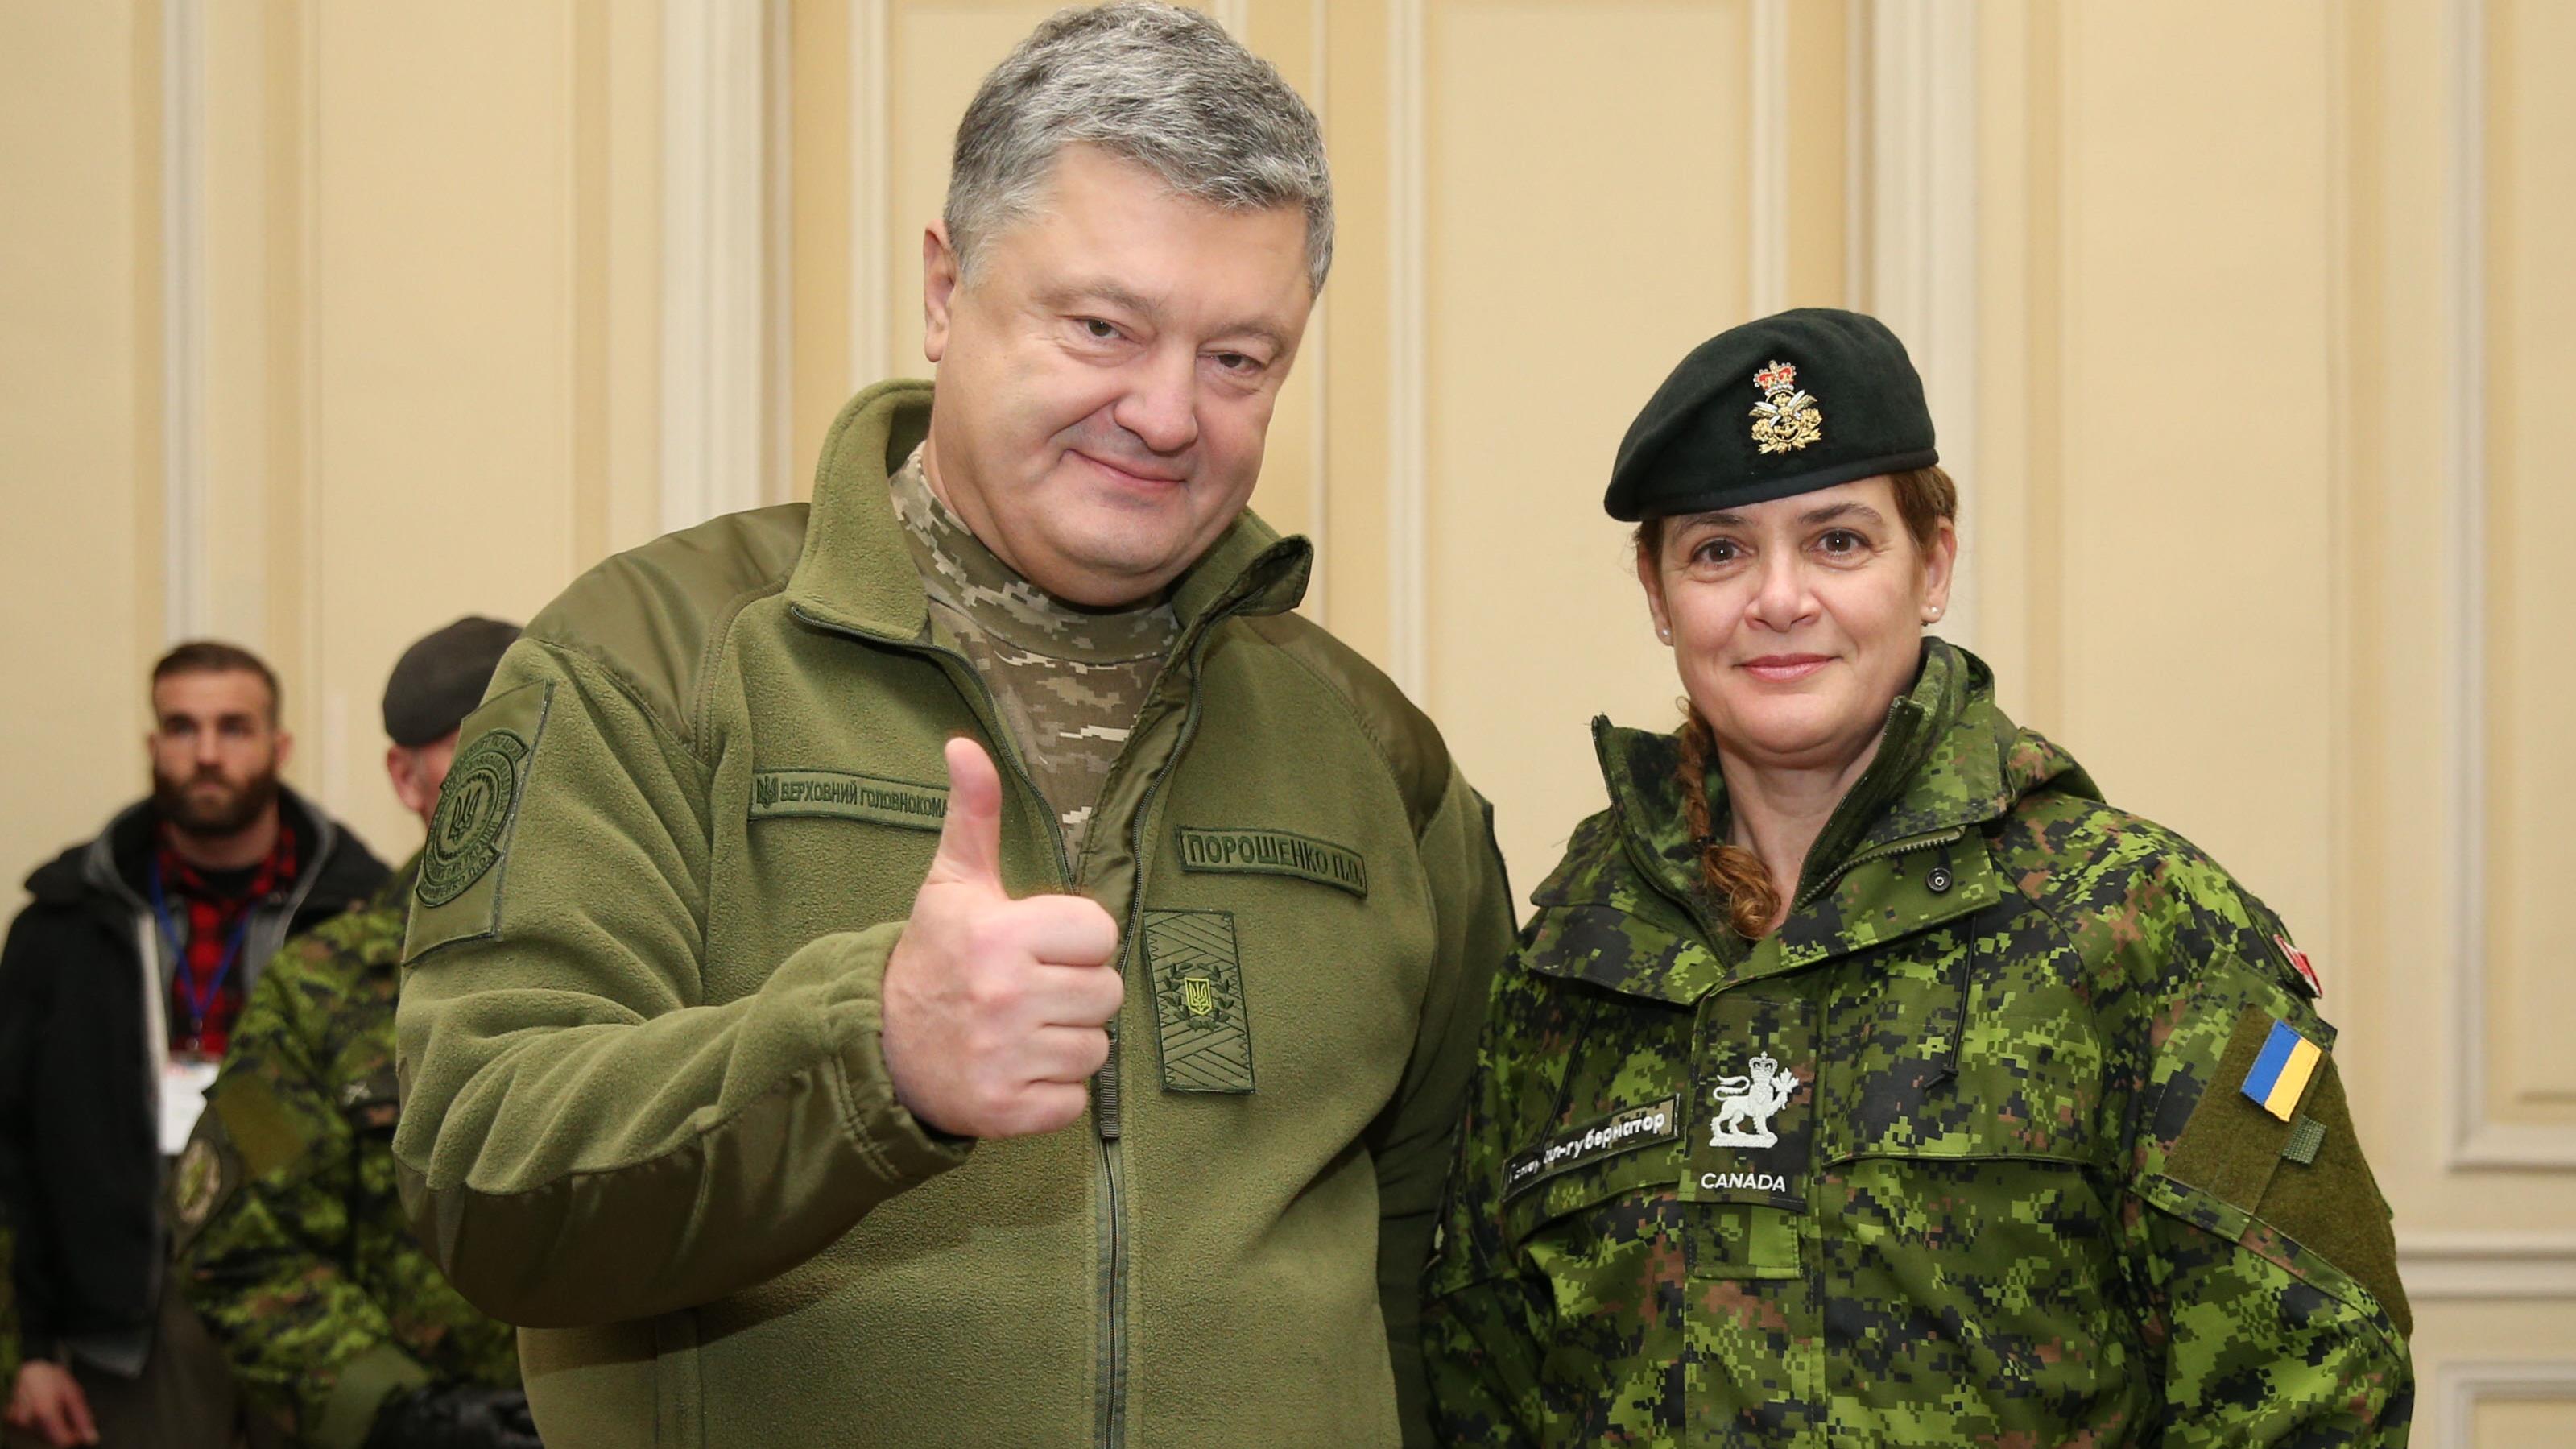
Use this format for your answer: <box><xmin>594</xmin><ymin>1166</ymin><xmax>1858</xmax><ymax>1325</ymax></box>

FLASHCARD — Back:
<box><xmin>382</xmin><ymin>616</ymin><xmax>521</xmax><ymax>747</ymax></box>
<box><xmin>1605</xmin><ymin>307</ymin><xmax>1937</xmax><ymax>522</ymax></box>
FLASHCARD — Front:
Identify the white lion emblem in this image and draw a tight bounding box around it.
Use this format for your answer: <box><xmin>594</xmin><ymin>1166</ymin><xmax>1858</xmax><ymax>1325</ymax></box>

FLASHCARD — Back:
<box><xmin>1707</xmin><ymin>1051</ymin><xmax>1801</xmax><ymax>1148</ymax></box>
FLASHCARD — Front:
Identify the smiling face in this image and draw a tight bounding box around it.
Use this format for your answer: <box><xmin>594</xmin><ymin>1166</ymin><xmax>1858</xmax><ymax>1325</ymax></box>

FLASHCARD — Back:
<box><xmin>1638</xmin><ymin>476</ymin><xmax>1957</xmax><ymax>774</ymax></box>
<box><xmin>918</xmin><ymin>144</ymin><xmax>1316</xmax><ymax>607</ymax></box>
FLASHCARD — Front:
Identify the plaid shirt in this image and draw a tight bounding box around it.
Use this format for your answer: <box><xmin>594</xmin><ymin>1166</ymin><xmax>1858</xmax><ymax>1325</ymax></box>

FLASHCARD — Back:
<box><xmin>154</xmin><ymin>821</ymin><xmax>297</xmax><ymax>1057</ymax></box>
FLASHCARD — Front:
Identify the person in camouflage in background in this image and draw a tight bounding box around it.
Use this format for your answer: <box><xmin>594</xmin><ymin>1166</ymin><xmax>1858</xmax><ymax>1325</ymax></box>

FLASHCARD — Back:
<box><xmin>176</xmin><ymin>619</ymin><xmax>533</xmax><ymax>1449</ymax></box>
<box><xmin>1423</xmin><ymin>310</ymin><xmax>2413</xmax><ymax>1446</ymax></box>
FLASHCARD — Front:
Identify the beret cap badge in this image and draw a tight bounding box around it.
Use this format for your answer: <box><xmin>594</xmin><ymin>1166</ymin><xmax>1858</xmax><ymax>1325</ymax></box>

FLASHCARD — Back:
<box><xmin>1748</xmin><ymin>360</ymin><xmax>1823</xmax><ymax>454</ymax></box>
<box><xmin>1602</xmin><ymin>308</ymin><xmax>1934</xmax><ymax>522</ymax></box>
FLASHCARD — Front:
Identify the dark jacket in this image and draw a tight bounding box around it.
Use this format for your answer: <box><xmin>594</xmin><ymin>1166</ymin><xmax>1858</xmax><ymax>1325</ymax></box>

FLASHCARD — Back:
<box><xmin>0</xmin><ymin>788</ymin><xmax>386</xmax><ymax>1359</ymax></box>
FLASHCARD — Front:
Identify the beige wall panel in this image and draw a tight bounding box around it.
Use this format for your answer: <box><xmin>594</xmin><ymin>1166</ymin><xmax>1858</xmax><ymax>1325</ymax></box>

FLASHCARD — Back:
<box><xmin>1418</xmin><ymin>0</ymin><xmax>1747</xmax><ymax>889</ymax></box>
<box><xmin>2346</xmin><ymin>0</ymin><xmax>2574</xmax><ymax>1241</ymax></box>
<box><xmin>2051</xmin><ymin>3</ymin><xmax>2337</xmax><ymax>942</ymax></box>
<box><xmin>882</xmin><ymin>2</ymin><xmax>1065</xmax><ymax>383</ymax></box>
<box><xmin>300</xmin><ymin>5</ymin><xmax>596</xmax><ymax>861</ymax></box>
<box><xmin>2479</xmin><ymin>1399</ymin><xmax>2576</xmax><ymax>1442</ymax></box>
<box><xmin>1968</xmin><ymin>1</ymin><xmax>2050</xmax><ymax>730</ymax></box>
<box><xmin>1229</xmin><ymin>0</ymin><xmax>1325</xmax><ymax>555</ymax></box>
<box><xmin>0</xmin><ymin>0</ymin><xmax>159</xmax><ymax>900</ymax></box>
<box><xmin>793</xmin><ymin>0</ymin><xmax>856</xmax><ymax>486</ymax></box>
<box><xmin>2347</xmin><ymin>0</ymin><xmax>2452</xmax><ymax>1181</ymax></box>
<box><xmin>601</xmin><ymin>2</ymin><xmax>663</xmax><ymax>559</ymax></box>
<box><xmin>2483</xmin><ymin>0</ymin><xmax>2576</xmax><ymax>1119</ymax></box>
<box><xmin>1319</xmin><ymin>0</ymin><xmax>1396</xmax><ymax>665</ymax></box>
<box><xmin>202</xmin><ymin>2</ymin><xmax>279</xmax><ymax>648</ymax></box>
<box><xmin>2412</xmin><ymin>1298</ymin><xmax>2576</xmax><ymax>1448</ymax></box>
<box><xmin>1780</xmin><ymin>0</ymin><xmax>1848</xmax><ymax>310</ymax></box>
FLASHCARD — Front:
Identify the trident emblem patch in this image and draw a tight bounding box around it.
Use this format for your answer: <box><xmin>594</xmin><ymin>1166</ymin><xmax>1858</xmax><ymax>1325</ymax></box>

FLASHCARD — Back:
<box><xmin>1181</xmin><ymin>975</ymin><xmax>1216</xmax><ymax>1017</ymax></box>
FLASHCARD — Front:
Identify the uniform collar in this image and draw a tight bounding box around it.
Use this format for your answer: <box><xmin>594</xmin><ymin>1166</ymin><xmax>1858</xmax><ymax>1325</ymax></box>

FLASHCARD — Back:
<box><xmin>1530</xmin><ymin>640</ymin><xmax>2094</xmax><ymax>1003</ymax></box>
<box><xmin>784</xmin><ymin>380</ymin><xmax>1313</xmax><ymax>644</ymax></box>
<box><xmin>1585</xmin><ymin>640</ymin><xmax>2013</xmax><ymax>896</ymax></box>
<box><xmin>888</xmin><ymin>443</ymin><xmax>1177</xmax><ymax>664</ymax></box>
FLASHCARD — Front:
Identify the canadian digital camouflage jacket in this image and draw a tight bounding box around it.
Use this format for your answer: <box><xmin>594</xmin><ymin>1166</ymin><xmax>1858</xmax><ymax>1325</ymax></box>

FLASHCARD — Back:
<box><xmin>176</xmin><ymin>859</ymin><xmax>519</xmax><ymax>1449</ymax></box>
<box><xmin>1424</xmin><ymin>640</ymin><xmax>2414</xmax><ymax>1447</ymax></box>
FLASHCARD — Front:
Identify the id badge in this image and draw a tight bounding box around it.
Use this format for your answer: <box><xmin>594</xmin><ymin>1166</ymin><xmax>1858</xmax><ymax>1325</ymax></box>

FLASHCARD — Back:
<box><xmin>161</xmin><ymin>1057</ymin><xmax>219</xmax><ymax>1157</ymax></box>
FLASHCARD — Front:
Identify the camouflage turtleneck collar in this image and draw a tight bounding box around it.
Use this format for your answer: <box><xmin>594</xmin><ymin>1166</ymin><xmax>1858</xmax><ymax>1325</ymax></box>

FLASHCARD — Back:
<box><xmin>888</xmin><ymin>445</ymin><xmax>1177</xmax><ymax>664</ymax></box>
<box><xmin>1579</xmin><ymin>640</ymin><xmax>2092</xmax><ymax>914</ymax></box>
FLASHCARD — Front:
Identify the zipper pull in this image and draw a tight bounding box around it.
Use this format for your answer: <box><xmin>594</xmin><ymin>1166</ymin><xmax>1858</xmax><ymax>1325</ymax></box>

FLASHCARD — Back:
<box><xmin>1095</xmin><ymin>1024</ymin><xmax>1122</xmax><ymax>1140</ymax></box>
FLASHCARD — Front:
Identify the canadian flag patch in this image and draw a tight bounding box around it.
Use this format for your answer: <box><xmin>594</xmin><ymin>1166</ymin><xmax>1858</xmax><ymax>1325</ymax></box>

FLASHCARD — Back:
<box><xmin>2274</xmin><ymin>933</ymin><xmax>2322</xmax><ymax>998</ymax></box>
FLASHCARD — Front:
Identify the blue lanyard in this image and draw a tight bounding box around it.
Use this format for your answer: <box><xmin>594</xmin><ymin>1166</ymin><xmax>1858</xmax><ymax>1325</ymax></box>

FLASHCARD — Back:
<box><xmin>147</xmin><ymin>858</ymin><xmax>254</xmax><ymax>1043</ymax></box>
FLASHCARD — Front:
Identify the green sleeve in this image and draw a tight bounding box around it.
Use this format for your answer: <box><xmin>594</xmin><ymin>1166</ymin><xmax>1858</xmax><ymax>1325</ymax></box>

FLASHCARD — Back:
<box><xmin>1420</xmin><ymin>952</ymin><xmax>1554</xmax><ymax>1448</ymax></box>
<box><xmin>182</xmin><ymin>946</ymin><xmax>432</xmax><ymax>1449</ymax></box>
<box><xmin>1368</xmin><ymin>769</ymin><xmax>1515</xmax><ymax>1448</ymax></box>
<box><xmin>2123</xmin><ymin>954</ymin><xmax>2414</xmax><ymax>1447</ymax></box>
<box><xmin>393</xmin><ymin>640</ymin><xmax>969</xmax><ymax>1329</ymax></box>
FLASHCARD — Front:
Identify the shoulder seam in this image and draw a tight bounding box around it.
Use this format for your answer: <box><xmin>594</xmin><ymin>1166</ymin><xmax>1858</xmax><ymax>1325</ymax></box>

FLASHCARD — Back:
<box><xmin>1257</xmin><ymin>626</ymin><xmax>1447</xmax><ymax>840</ymax></box>
<box><xmin>690</xmin><ymin>577</ymin><xmax>789</xmax><ymax>765</ymax></box>
<box><xmin>523</xmin><ymin>638</ymin><xmax>712</xmax><ymax>780</ymax></box>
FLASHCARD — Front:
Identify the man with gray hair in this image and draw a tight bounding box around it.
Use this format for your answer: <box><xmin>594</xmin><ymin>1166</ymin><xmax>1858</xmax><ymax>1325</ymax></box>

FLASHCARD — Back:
<box><xmin>392</xmin><ymin>6</ymin><xmax>1512</xmax><ymax>1446</ymax></box>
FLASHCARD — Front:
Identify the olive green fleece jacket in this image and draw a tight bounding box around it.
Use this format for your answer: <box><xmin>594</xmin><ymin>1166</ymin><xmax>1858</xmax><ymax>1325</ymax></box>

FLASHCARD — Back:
<box><xmin>391</xmin><ymin>380</ymin><xmax>1515</xmax><ymax>1448</ymax></box>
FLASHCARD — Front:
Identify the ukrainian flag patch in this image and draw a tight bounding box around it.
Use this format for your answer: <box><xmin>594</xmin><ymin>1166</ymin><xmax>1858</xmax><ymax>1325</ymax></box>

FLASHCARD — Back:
<box><xmin>2240</xmin><ymin>1017</ymin><xmax>2324</xmax><ymax>1121</ymax></box>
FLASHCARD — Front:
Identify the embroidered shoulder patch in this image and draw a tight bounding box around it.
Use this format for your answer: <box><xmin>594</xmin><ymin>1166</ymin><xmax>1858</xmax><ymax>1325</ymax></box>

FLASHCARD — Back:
<box><xmin>420</xmin><ymin>730</ymin><xmax>530</xmax><ymax>906</ymax></box>
<box><xmin>1503</xmin><ymin>1097</ymin><xmax>1682</xmax><ymax>1201</ymax></box>
<box><xmin>1141</xmin><ymin>909</ymin><xmax>1255</xmax><ymax>1094</ymax></box>
<box><xmin>750</xmin><ymin>769</ymin><xmax>948</xmax><ymax>831</ymax></box>
<box><xmin>406</xmin><ymin>681</ymin><xmax>551</xmax><ymax>963</ymax></box>
<box><xmin>1174</xmin><ymin>826</ymin><xmax>1367</xmax><ymax>898</ymax></box>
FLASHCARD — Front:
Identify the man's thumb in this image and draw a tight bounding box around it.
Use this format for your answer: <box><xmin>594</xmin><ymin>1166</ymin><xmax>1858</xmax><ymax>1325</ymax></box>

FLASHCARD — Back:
<box><xmin>928</xmin><ymin>735</ymin><xmax>1007</xmax><ymax>888</ymax></box>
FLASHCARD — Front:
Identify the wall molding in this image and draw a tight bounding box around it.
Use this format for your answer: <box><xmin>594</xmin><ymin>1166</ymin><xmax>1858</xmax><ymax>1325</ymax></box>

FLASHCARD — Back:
<box><xmin>2439</xmin><ymin>0</ymin><xmax>2573</xmax><ymax>1172</ymax></box>
<box><xmin>2400</xmin><ymin>1232</ymin><xmax>2576</xmax><ymax>1301</ymax></box>
<box><xmin>162</xmin><ymin>0</ymin><xmax>209</xmax><ymax>644</ymax></box>
<box><xmin>1300</xmin><ymin>0</ymin><xmax>1330</xmax><ymax>624</ymax></box>
<box><xmin>2435</xmin><ymin>1359</ymin><xmax>2576</xmax><ymax>1447</ymax></box>
<box><xmin>1386</xmin><ymin>0</ymin><xmax>1427</xmax><ymax>697</ymax></box>
<box><xmin>660</xmin><ymin>0</ymin><xmax>778</xmax><ymax>534</ymax></box>
<box><xmin>848</xmin><ymin>0</ymin><xmax>890</xmax><ymax>389</ymax></box>
<box><xmin>1747</xmin><ymin>0</ymin><xmax>1788</xmax><ymax>316</ymax></box>
<box><xmin>765</xmin><ymin>0</ymin><xmax>793</xmax><ymax>504</ymax></box>
<box><xmin>1858</xmin><ymin>0</ymin><xmax>1980</xmax><ymax>651</ymax></box>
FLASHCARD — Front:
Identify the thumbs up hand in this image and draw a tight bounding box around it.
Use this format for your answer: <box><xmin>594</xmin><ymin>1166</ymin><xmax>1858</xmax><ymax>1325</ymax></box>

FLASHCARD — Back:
<box><xmin>879</xmin><ymin>737</ymin><xmax>1124</xmax><ymax>1138</ymax></box>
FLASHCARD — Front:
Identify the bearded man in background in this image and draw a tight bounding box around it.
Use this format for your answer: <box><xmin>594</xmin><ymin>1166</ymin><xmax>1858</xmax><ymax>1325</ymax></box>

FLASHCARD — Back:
<box><xmin>0</xmin><ymin>642</ymin><xmax>386</xmax><ymax>1448</ymax></box>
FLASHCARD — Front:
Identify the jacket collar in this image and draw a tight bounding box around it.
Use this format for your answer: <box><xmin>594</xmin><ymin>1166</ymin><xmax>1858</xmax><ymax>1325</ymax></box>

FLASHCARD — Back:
<box><xmin>1583</xmin><ymin>641</ymin><xmax>2048</xmax><ymax>899</ymax></box>
<box><xmin>34</xmin><ymin>788</ymin><xmax>362</xmax><ymax>917</ymax></box>
<box><xmin>1530</xmin><ymin>640</ymin><xmax>2098</xmax><ymax>1003</ymax></box>
<box><xmin>784</xmin><ymin>380</ymin><xmax>1313</xmax><ymax>644</ymax></box>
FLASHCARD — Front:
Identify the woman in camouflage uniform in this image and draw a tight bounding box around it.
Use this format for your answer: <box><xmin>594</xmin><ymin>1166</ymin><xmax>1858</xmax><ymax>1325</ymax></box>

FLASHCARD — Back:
<box><xmin>1423</xmin><ymin>308</ymin><xmax>2414</xmax><ymax>1446</ymax></box>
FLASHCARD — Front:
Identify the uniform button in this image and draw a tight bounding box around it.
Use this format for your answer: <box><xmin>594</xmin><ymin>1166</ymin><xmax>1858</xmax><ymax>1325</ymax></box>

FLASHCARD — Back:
<box><xmin>1926</xmin><ymin>865</ymin><xmax>1954</xmax><ymax>894</ymax></box>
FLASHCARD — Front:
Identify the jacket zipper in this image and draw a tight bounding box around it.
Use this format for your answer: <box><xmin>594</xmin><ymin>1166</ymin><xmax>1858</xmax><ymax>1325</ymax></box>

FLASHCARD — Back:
<box><xmin>916</xmin><ymin>639</ymin><xmax>1134</xmax><ymax>1449</ymax></box>
<box><xmin>795</xmin><ymin>601</ymin><xmax>1256</xmax><ymax>1449</ymax></box>
<box><xmin>1620</xmin><ymin>823</ymin><xmax>1969</xmax><ymax>958</ymax></box>
<box><xmin>1094</xmin><ymin>638</ymin><xmax>1219</xmax><ymax>1449</ymax></box>
<box><xmin>1791</xmin><ymin>827</ymin><xmax>1965</xmax><ymax>913</ymax></box>
<box><xmin>792</xmin><ymin>608</ymin><xmax>1106</xmax><ymax>1434</ymax></box>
